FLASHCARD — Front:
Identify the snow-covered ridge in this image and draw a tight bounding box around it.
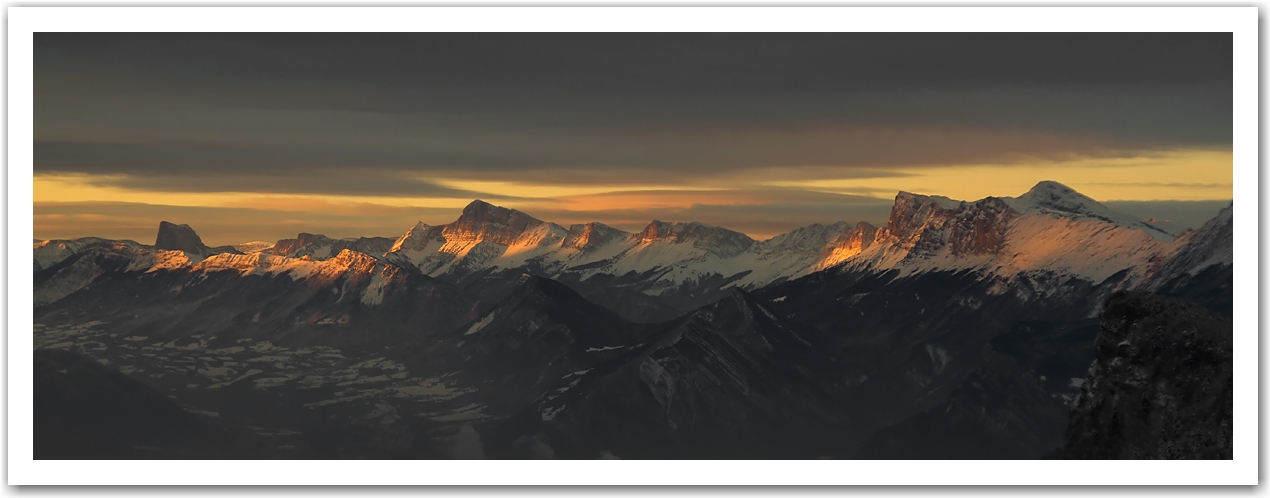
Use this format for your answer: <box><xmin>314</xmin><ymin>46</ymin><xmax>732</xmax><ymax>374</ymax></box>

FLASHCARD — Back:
<box><xmin>267</xmin><ymin>232</ymin><xmax>396</xmax><ymax>260</ymax></box>
<box><xmin>376</xmin><ymin>202</ymin><xmax>882</xmax><ymax>294</ymax></box>
<box><xmin>36</xmin><ymin>181</ymin><xmax>1219</xmax><ymax>305</ymax></box>
<box><xmin>633</xmin><ymin>221</ymin><xmax>755</xmax><ymax>258</ymax></box>
<box><xmin>841</xmin><ymin>181</ymin><xmax>1186</xmax><ymax>284</ymax></box>
<box><xmin>1002</xmin><ymin>181</ymin><xmax>1175</xmax><ymax>241</ymax></box>
<box><xmin>196</xmin><ymin>249</ymin><xmax>409</xmax><ymax>307</ymax></box>
<box><xmin>233</xmin><ymin>241</ymin><xmax>275</xmax><ymax>254</ymax></box>
<box><xmin>1140</xmin><ymin>202</ymin><xmax>1233</xmax><ymax>290</ymax></box>
<box><xmin>33</xmin><ymin>237</ymin><xmax>200</xmax><ymax>306</ymax></box>
<box><xmin>562</xmin><ymin>222</ymin><xmax>626</xmax><ymax>252</ymax></box>
<box><xmin>35</xmin><ymin>238</ymin><xmax>131</xmax><ymax>272</ymax></box>
<box><xmin>33</xmin><ymin>224</ymin><xmax>407</xmax><ymax>307</ymax></box>
<box><xmin>196</xmin><ymin>249</ymin><xmax>377</xmax><ymax>280</ymax></box>
<box><xmin>444</xmin><ymin>199</ymin><xmax>549</xmax><ymax>247</ymax></box>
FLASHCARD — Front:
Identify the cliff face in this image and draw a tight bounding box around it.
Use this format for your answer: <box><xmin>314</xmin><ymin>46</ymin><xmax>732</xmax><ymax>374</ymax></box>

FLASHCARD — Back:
<box><xmin>154</xmin><ymin>221</ymin><xmax>210</xmax><ymax>256</ymax></box>
<box><xmin>1055</xmin><ymin>291</ymin><xmax>1232</xmax><ymax>459</ymax></box>
<box><xmin>880</xmin><ymin>192</ymin><xmax>1015</xmax><ymax>259</ymax></box>
<box><xmin>817</xmin><ymin>222</ymin><xmax>877</xmax><ymax>267</ymax></box>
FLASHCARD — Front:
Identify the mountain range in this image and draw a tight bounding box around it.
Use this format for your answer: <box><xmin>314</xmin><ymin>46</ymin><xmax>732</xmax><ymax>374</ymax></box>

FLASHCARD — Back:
<box><xmin>31</xmin><ymin>180</ymin><xmax>1233</xmax><ymax>459</ymax></box>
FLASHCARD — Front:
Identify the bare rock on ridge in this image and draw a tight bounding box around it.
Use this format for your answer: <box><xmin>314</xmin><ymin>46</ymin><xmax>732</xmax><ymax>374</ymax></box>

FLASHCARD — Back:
<box><xmin>155</xmin><ymin>221</ymin><xmax>210</xmax><ymax>256</ymax></box>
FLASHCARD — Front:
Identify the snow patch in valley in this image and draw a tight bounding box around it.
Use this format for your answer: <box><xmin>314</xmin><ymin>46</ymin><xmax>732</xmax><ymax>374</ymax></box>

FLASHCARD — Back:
<box><xmin>253</xmin><ymin>374</ymin><xmax>300</xmax><ymax>388</ymax></box>
<box><xmin>392</xmin><ymin>378</ymin><xmax>460</xmax><ymax>399</ymax></box>
<box><xmin>556</xmin><ymin>378</ymin><xmax>582</xmax><ymax>393</ymax></box>
<box><xmin>925</xmin><ymin>344</ymin><xmax>951</xmax><ymax>375</ymax></box>
<box><xmin>541</xmin><ymin>404</ymin><xmax>566</xmax><ymax>422</ymax></box>
<box><xmin>464</xmin><ymin>312</ymin><xmax>496</xmax><ymax>336</ymax></box>
<box><xmin>426</xmin><ymin>403</ymin><xmax>488</xmax><ymax>423</ymax></box>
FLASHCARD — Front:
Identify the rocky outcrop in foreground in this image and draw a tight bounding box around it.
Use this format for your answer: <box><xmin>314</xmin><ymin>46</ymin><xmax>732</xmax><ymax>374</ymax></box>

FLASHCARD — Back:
<box><xmin>1055</xmin><ymin>291</ymin><xmax>1232</xmax><ymax>459</ymax></box>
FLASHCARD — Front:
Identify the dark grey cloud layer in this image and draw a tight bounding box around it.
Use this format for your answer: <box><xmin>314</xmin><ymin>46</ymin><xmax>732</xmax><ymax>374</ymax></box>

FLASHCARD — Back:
<box><xmin>35</xmin><ymin>33</ymin><xmax>1232</xmax><ymax>93</ymax></box>
<box><xmin>34</xmin><ymin>33</ymin><xmax>1232</xmax><ymax>193</ymax></box>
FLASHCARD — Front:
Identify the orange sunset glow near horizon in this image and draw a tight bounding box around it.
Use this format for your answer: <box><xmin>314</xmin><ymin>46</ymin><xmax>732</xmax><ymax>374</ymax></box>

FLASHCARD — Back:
<box><xmin>34</xmin><ymin>33</ymin><xmax>1233</xmax><ymax>246</ymax></box>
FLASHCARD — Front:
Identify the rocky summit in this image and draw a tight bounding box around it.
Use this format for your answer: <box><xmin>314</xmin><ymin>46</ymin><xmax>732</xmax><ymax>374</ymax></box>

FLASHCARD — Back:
<box><xmin>154</xmin><ymin>221</ymin><xmax>210</xmax><ymax>256</ymax></box>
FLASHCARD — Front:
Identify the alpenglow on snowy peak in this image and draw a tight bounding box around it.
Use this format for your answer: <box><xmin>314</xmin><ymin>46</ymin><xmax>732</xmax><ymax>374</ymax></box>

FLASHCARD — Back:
<box><xmin>841</xmin><ymin>180</ymin><xmax>1183</xmax><ymax>284</ymax></box>
<box><xmin>368</xmin><ymin>182</ymin><xmax>1183</xmax><ymax>291</ymax></box>
<box><xmin>1003</xmin><ymin>180</ymin><xmax>1175</xmax><ymax>240</ymax></box>
<box><xmin>368</xmin><ymin>199</ymin><xmax>885</xmax><ymax>298</ymax></box>
<box><xmin>33</xmin><ymin>181</ymin><xmax>1219</xmax><ymax>314</ymax></box>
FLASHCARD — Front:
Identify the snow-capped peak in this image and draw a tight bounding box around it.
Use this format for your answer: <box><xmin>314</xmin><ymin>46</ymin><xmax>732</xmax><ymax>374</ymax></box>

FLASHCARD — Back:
<box><xmin>1002</xmin><ymin>181</ymin><xmax>1175</xmax><ymax>241</ymax></box>
<box><xmin>449</xmin><ymin>199</ymin><xmax>544</xmax><ymax>245</ymax></box>
<box><xmin>635</xmin><ymin>220</ymin><xmax>675</xmax><ymax>242</ymax></box>
<box><xmin>465</xmin><ymin>200</ymin><xmax>535</xmax><ymax>229</ymax></box>
<box><xmin>390</xmin><ymin>222</ymin><xmax>442</xmax><ymax>253</ymax></box>
<box><xmin>842</xmin><ymin>181</ymin><xmax>1182</xmax><ymax>284</ymax></box>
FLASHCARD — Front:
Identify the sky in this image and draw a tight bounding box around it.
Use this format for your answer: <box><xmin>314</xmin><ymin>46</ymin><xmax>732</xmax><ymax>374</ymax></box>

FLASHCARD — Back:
<box><xmin>33</xmin><ymin>33</ymin><xmax>1233</xmax><ymax>245</ymax></box>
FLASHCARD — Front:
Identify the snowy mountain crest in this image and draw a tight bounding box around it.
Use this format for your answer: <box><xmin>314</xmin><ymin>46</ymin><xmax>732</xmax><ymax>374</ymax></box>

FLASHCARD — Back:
<box><xmin>632</xmin><ymin>220</ymin><xmax>755</xmax><ymax>258</ymax></box>
<box><xmin>34</xmin><ymin>182</ymin><xmax>1227</xmax><ymax>308</ymax></box>
<box><xmin>563</xmin><ymin>222</ymin><xmax>628</xmax><ymax>252</ymax></box>
<box><xmin>444</xmin><ymin>199</ymin><xmax>547</xmax><ymax>246</ymax></box>
<box><xmin>269</xmin><ymin>232</ymin><xmax>396</xmax><ymax>261</ymax></box>
<box><xmin>1140</xmin><ymin>202</ymin><xmax>1232</xmax><ymax>292</ymax></box>
<box><xmin>1003</xmin><ymin>180</ymin><xmax>1175</xmax><ymax>241</ymax></box>
<box><xmin>844</xmin><ymin>181</ymin><xmax>1185</xmax><ymax>283</ymax></box>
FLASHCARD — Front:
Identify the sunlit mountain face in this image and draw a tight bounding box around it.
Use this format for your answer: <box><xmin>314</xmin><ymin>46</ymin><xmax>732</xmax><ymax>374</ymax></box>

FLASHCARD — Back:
<box><xmin>31</xmin><ymin>32</ymin><xmax>1233</xmax><ymax>460</ymax></box>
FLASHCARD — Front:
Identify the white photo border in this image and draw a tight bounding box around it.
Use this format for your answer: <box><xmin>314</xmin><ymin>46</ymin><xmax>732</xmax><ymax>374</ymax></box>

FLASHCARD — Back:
<box><xmin>6</xmin><ymin>5</ymin><xmax>1258</xmax><ymax>486</ymax></box>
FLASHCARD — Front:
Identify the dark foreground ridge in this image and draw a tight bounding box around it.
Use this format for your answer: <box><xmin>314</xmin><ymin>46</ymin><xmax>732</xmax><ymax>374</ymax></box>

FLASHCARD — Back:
<box><xmin>34</xmin><ymin>349</ymin><xmax>229</xmax><ymax>459</ymax></box>
<box><xmin>1055</xmin><ymin>291</ymin><xmax>1232</xmax><ymax>459</ymax></box>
